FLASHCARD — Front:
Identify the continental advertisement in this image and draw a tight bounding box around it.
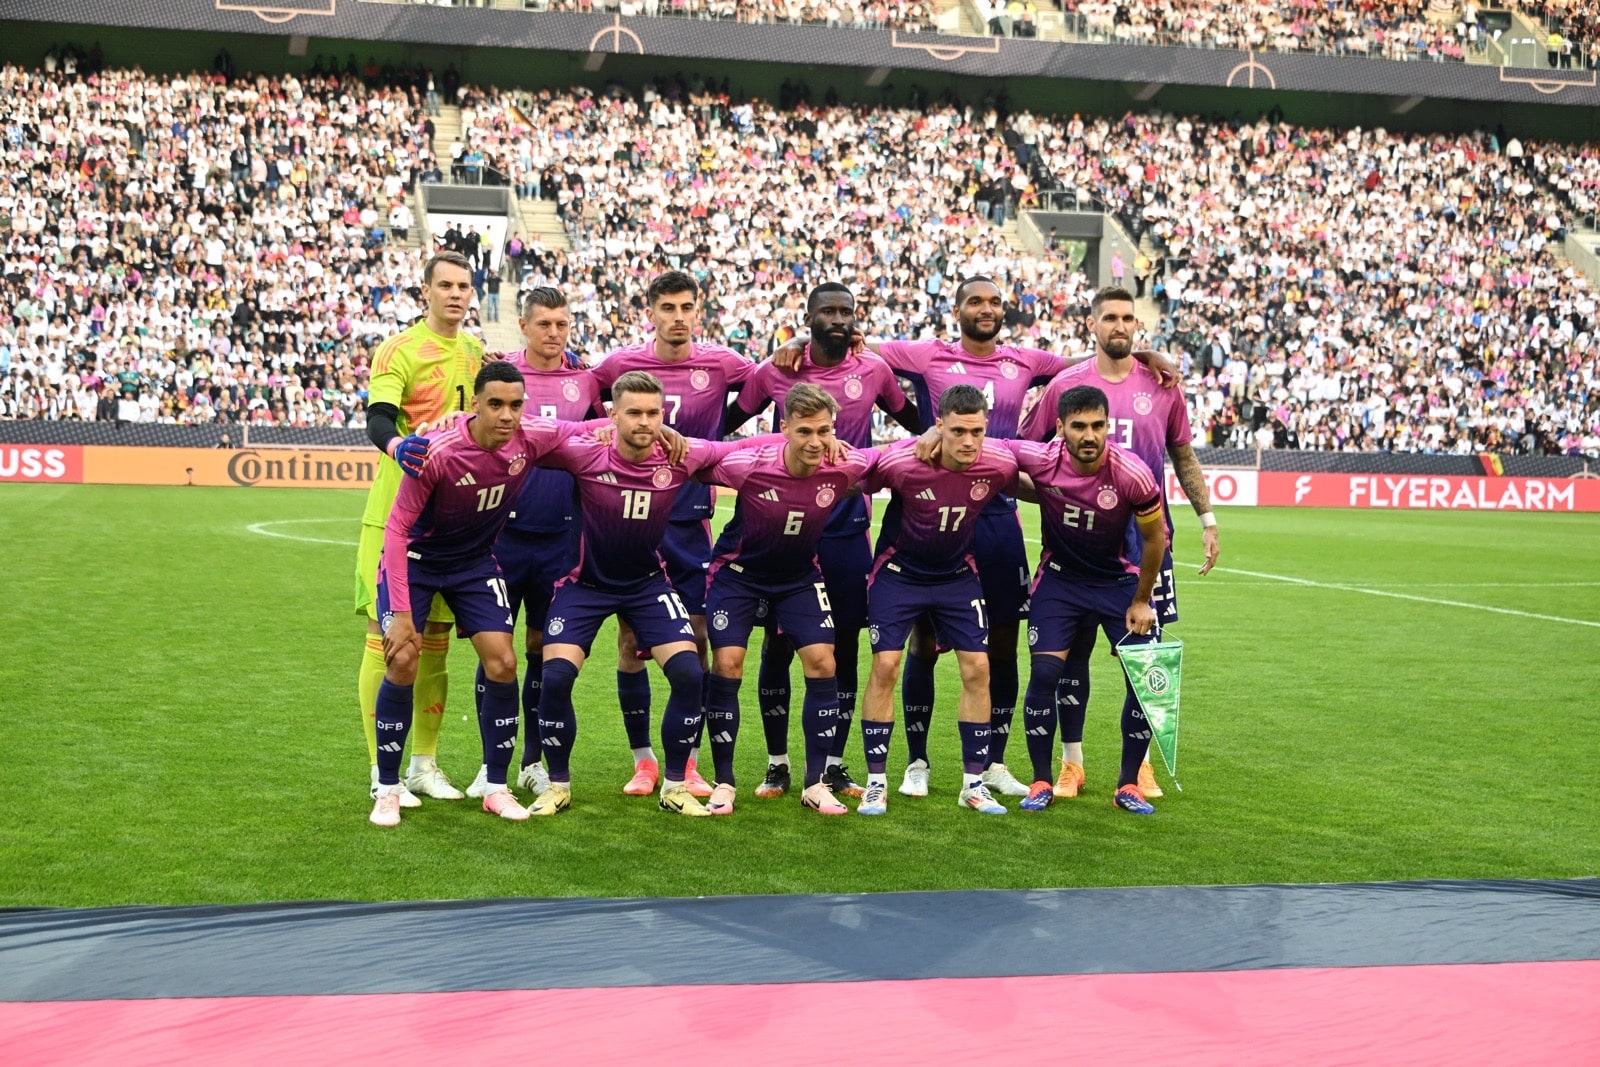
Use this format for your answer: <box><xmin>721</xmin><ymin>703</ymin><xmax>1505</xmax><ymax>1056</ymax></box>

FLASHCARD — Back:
<box><xmin>0</xmin><ymin>445</ymin><xmax>376</xmax><ymax>489</ymax></box>
<box><xmin>5</xmin><ymin>444</ymin><xmax>1599</xmax><ymax>509</ymax></box>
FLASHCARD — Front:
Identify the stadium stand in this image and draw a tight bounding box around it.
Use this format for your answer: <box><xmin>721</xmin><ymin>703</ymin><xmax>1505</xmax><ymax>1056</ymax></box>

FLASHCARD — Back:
<box><xmin>1052</xmin><ymin>0</ymin><xmax>1467</xmax><ymax>60</ymax></box>
<box><xmin>1</xmin><ymin>59</ymin><xmax>1596</xmax><ymax>457</ymax></box>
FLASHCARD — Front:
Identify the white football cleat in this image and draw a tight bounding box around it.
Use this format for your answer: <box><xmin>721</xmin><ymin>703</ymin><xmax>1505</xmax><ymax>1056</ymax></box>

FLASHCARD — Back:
<box><xmin>517</xmin><ymin>762</ymin><xmax>552</xmax><ymax>796</ymax></box>
<box><xmin>404</xmin><ymin>757</ymin><xmax>464</xmax><ymax>800</ymax></box>
<box><xmin>371</xmin><ymin>768</ymin><xmax>421</xmax><ymax>808</ymax></box>
<box><xmin>981</xmin><ymin>763</ymin><xmax>1031</xmax><ymax>797</ymax></box>
<box><xmin>898</xmin><ymin>758</ymin><xmax>930</xmax><ymax>797</ymax></box>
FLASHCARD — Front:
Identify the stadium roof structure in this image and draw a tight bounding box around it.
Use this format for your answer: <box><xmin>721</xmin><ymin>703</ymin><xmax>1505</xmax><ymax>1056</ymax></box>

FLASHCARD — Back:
<box><xmin>3</xmin><ymin>879</ymin><xmax>1598</xmax><ymax>1060</ymax></box>
<box><xmin>11</xmin><ymin>0</ymin><xmax>1600</xmax><ymax>108</ymax></box>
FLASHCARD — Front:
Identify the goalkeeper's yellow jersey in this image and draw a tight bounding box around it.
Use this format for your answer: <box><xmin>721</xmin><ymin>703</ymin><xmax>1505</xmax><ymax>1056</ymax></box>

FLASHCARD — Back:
<box><xmin>360</xmin><ymin>318</ymin><xmax>485</xmax><ymax>528</ymax></box>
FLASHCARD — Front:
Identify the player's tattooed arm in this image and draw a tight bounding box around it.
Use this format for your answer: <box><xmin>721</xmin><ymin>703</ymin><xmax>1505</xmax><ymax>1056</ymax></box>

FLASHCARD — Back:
<box><xmin>1169</xmin><ymin>443</ymin><xmax>1219</xmax><ymax>575</ymax></box>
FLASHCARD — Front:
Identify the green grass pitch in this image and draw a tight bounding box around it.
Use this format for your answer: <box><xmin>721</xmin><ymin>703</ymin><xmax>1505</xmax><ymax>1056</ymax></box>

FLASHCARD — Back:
<box><xmin>3</xmin><ymin>483</ymin><xmax>1598</xmax><ymax>907</ymax></box>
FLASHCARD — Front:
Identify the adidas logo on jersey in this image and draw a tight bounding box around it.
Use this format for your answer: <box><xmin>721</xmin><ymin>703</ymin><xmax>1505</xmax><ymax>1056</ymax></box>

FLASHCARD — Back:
<box><xmin>455</xmin><ymin>472</ymin><xmax>477</xmax><ymax>487</ymax></box>
<box><xmin>759</xmin><ymin>489</ymin><xmax>780</xmax><ymax>502</ymax></box>
<box><xmin>916</xmin><ymin>488</ymin><xmax>937</xmax><ymax>501</ymax></box>
<box><xmin>597</xmin><ymin>472</ymin><xmax>618</xmax><ymax>484</ymax></box>
<box><xmin>949</xmin><ymin>361</ymin><xmax>968</xmax><ymax>374</ymax></box>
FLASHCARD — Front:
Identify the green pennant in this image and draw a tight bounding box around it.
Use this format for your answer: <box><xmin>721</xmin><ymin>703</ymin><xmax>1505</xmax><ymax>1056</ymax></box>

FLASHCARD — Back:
<box><xmin>1119</xmin><ymin>636</ymin><xmax>1184</xmax><ymax>789</ymax></box>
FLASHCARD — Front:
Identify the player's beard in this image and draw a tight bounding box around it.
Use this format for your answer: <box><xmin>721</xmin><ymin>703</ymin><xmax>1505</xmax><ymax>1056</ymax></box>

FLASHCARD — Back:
<box><xmin>813</xmin><ymin>327</ymin><xmax>852</xmax><ymax>362</ymax></box>
<box><xmin>1100</xmin><ymin>336</ymin><xmax>1132</xmax><ymax>360</ymax></box>
<box><xmin>960</xmin><ymin>315</ymin><xmax>1002</xmax><ymax>344</ymax></box>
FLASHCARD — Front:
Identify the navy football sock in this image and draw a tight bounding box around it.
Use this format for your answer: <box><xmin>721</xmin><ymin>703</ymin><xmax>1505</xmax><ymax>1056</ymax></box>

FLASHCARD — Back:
<box><xmin>827</xmin><ymin>629</ymin><xmax>860</xmax><ymax>761</ymax></box>
<box><xmin>901</xmin><ymin>651</ymin><xmax>937</xmax><ymax>764</ymax></box>
<box><xmin>1119</xmin><ymin>683</ymin><xmax>1148</xmax><ymax>789</ymax></box>
<box><xmin>660</xmin><ymin>651</ymin><xmax>705</xmax><ymax>781</ymax></box>
<box><xmin>757</xmin><ymin>635</ymin><xmax>794</xmax><ymax>758</ymax></box>
<box><xmin>540</xmin><ymin>659</ymin><xmax>580</xmax><ymax>783</ymax></box>
<box><xmin>1059</xmin><ymin>652</ymin><xmax>1091</xmax><ymax>744</ymax></box>
<box><xmin>520</xmin><ymin>668</ymin><xmax>543</xmax><ymax>768</ymax></box>
<box><xmin>957</xmin><ymin>720</ymin><xmax>992</xmax><ymax>778</ymax></box>
<box><xmin>1023</xmin><ymin>654</ymin><xmax>1066</xmax><ymax>784</ymax></box>
<box><xmin>374</xmin><ymin>680</ymin><xmax>414</xmax><ymax>786</ymax></box>
<box><xmin>617</xmin><ymin>669</ymin><xmax>652</xmax><ymax>751</ymax></box>
<box><xmin>705</xmin><ymin>674</ymin><xmax>742</xmax><ymax>786</ymax></box>
<box><xmin>987</xmin><ymin>652</ymin><xmax>1018</xmax><ymax>764</ymax></box>
<box><xmin>860</xmin><ymin>720</ymin><xmax>895</xmax><ymax>776</ymax></box>
<box><xmin>478</xmin><ymin>676</ymin><xmax>519</xmax><ymax>786</ymax></box>
<box><xmin>800</xmin><ymin>675</ymin><xmax>840</xmax><ymax>788</ymax></box>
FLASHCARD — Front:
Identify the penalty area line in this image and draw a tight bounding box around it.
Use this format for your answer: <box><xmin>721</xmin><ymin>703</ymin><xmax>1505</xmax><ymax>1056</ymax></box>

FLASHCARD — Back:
<box><xmin>246</xmin><ymin>518</ymin><xmax>359</xmax><ymax>546</ymax></box>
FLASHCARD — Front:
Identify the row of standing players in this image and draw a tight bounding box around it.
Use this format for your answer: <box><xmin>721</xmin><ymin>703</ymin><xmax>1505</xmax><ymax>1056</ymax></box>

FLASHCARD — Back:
<box><xmin>355</xmin><ymin>254</ymin><xmax>1221</xmax><ymax>825</ymax></box>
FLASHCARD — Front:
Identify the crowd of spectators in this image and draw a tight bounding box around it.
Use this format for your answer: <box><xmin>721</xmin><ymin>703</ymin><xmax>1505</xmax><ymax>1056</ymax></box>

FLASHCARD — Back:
<box><xmin>1055</xmin><ymin>0</ymin><xmax>1467</xmax><ymax>60</ymax></box>
<box><xmin>1031</xmin><ymin>111</ymin><xmax>1599</xmax><ymax>455</ymax></box>
<box><xmin>1522</xmin><ymin>0</ymin><xmax>1600</xmax><ymax>67</ymax></box>
<box><xmin>2</xmin><ymin>57</ymin><xmax>1597</xmax><ymax>456</ymax></box>
<box><xmin>521</xmin><ymin>0</ymin><xmax>938</xmax><ymax>31</ymax></box>
<box><xmin>0</xmin><ymin>57</ymin><xmax>446</xmax><ymax>428</ymax></box>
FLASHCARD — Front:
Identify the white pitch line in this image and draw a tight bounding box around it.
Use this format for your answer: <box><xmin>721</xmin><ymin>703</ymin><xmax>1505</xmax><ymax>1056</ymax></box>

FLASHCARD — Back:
<box><xmin>1205</xmin><ymin>563</ymin><xmax>1600</xmax><ymax>629</ymax></box>
<box><xmin>246</xmin><ymin>517</ymin><xmax>359</xmax><ymax>546</ymax></box>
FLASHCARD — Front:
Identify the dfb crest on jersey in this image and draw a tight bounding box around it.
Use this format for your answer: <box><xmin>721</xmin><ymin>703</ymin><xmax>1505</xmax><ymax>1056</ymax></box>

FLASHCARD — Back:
<box><xmin>507</xmin><ymin>454</ymin><xmax>527</xmax><ymax>476</ymax></box>
<box><xmin>546</xmin><ymin>617</ymin><xmax>565</xmax><ymax>636</ymax></box>
<box><xmin>816</xmin><ymin>486</ymin><xmax>836</xmax><ymax>507</ymax></box>
<box><xmin>652</xmin><ymin>466</ymin><xmax>674</xmax><ymax>488</ymax></box>
<box><xmin>970</xmin><ymin>479</ymin><xmax>992</xmax><ymax>501</ymax></box>
<box><xmin>1097</xmin><ymin>485</ymin><xmax>1119</xmax><ymax>510</ymax></box>
<box><xmin>562</xmin><ymin>380</ymin><xmax>581</xmax><ymax>403</ymax></box>
<box><xmin>844</xmin><ymin>376</ymin><xmax>864</xmax><ymax>399</ymax></box>
<box><xmin>689</xmin><ymin>369</ymin><xmax>711</xmax><ymax>390</ymax></box>
<box><xmin>1000</xmin><ymin>360</ymin><xmax>1019</xmax><ymax>379</ymax></box>
<box><xmin>712</xmin><ymin>610</ymin><xmax>730</xmax><ymax>631</ymax></box>
<box><xmin>1028</xmin><ymin>625</ymin><xmax>1039</xmax><ymax>647</ymax></box>
<box><xmin>1132</xmin><ymin>391</ymin><xmax>1154</xmax><ymax>416</ymax></box>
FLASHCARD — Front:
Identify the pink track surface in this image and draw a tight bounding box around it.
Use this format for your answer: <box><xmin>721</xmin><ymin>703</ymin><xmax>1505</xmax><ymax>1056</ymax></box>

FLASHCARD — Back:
<box><xmin>7</xmin><ymin>960</ymin><xmax>1597</xmax><ymax>1066</ymax></box>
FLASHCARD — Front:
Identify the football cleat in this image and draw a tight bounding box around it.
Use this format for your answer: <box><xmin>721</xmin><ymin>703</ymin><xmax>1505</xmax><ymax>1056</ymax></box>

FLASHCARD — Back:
<box><xmin>981</xmin><ymin>763</ymin><xmax>1031</xmax><ymax>797</ymax></box>
<box><xmin>707</xmin><ymin>783</ymin><xmax>737</xmax><ymax>815</ymax></box>
<box><xmin>659</xmin><ymin>784</ymin><xmax>711</xmax><ymax>817</ymax></box>
<box><xmin>684</xmin><ymin>759</ymin><xmax>714</xmax><ymax>798</ymax></box>
<box><xmin>465</xmin><ymin>764</ymin><xmax>492</xmax><ymax>799</ymax></box>
<box><xmin>481</xmin><ymin>788</ymin><xmax>530</xmax><ymax>821</ymax></box>
<box><xmin>754</xmin><ymin>762</ymin><xmax>791</xmax><ymax>798</ymax></box>
<box><xmin>404</xmin><ymin>758</ymin><xmax>464</xmax><ymax>800</ymax></box>
<box><xmin>957</xmin><ymin>783</ymin><xmax>1008</xmax><ymax>815</ymax></box>
<box><xmin>370</xmin><ymin>777</ymin><xmax>421</xmax><ymax>809</ymax></box>
<box><xmin>1053</xmin><ymin>761</ymin><xmax>1086</xmax><ymax>799</ymax></box>
<box><xmin>822</xmin><ymin>764</ymin><xmax>865</xmax><ymax>798</ymax></box>
<box><xmin>898</xmin><ymin>758</ymin><xmax>931</xmax><ymax>797</ymax></box>
<box><xmin>1113</xmin><ymin>784</ymin><xmax>1155</xmax><ymax>815</ymax></box>
<box><xmin>857</xmin><ymin>781</ymin><xmax>889</xmax><ymax>816</ymax></box>
<box><xmin>369</xmin><ymin>788</ymin><xmax>402</xmax><ymax>827</ymax></box>
<box><xmin>517</xmin><ymin>761</ymin><xmax>552</xmax><ymax>796</ymax></box>
<box><xmin>800</xmin><ymin>782</ymin><xmax>848</xmax><ymax>815</ymax></box>
<box><xmin>529</xmin><ymin>783</ymin><xmax>572</xmax><ymax>816</ymax></box>
<box><xmin>1137</xmin><ymin>760</ymin><xmax>1165</xmax><ymax>799</ymax></box>
<box><xmin>622</xmin><ymin>758</ymin><xmax>660</xmax><ymax>796</ymax></box>
<box><xmin>1019</xmin><ymin>781</ymin><xmax>1055</xmax><ymax>812</ymax></box>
